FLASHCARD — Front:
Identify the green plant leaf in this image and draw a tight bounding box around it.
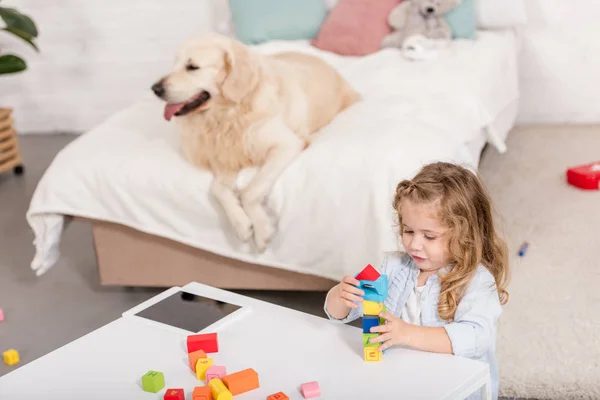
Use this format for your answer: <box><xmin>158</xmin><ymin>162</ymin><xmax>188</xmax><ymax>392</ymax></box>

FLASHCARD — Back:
<box><xmin>2</xmin><ymin>27</ymin><xmax>39</xmax><ymax>51</ymax></box>
<box><xmin>0</xmin><ymin>54</ymin><xmax>26</xmax><ymax>75</ymax></box>
<box><xmin>0</xmin><ymin>7</ymin><xmax>38</xmax><ymax>38</ymax></box>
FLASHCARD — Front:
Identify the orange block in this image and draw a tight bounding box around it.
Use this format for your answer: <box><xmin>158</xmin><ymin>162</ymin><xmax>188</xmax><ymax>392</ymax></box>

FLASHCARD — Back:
<box><xmin>189</xmin><ymin>350</ymin><xmax>207</xmax><ymax>371</ymax></box>
<box><xmin>192</xmin><ymin>386</ymin><xmax>212</xmax><ymax>400</ymax></box>
<box><xmin>267</xmin><ymin>392</ymin><xmax>289</xmax><ymax>400</ymax></box>
<box><xmin>221</xmin><ymin>368</ymin><xmax>259</xmax><ymax>395</ymax></box>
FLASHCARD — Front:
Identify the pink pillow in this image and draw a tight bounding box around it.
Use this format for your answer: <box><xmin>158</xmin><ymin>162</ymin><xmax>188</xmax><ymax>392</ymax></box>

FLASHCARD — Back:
<box><xmin>311</xmin><ymin>0</ymin><xmax>402</xmax><ymax>56</ymax></box>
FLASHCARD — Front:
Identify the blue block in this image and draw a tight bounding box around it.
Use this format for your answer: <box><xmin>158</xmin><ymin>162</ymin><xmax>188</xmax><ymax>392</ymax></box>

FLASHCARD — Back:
<box><xmin>359</xmin><ymin>274</ymin><xmax>388</xmax><ymax>302</ymax></box>
<box><xmin>362</xmin><ymin>316</ymin><xmax>380</xmax><ymax>333</ymax></box>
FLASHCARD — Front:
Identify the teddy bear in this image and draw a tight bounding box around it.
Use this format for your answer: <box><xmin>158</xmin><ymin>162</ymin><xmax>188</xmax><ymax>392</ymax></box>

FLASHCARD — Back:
<box><xmin>381</xmin><ymin>0</ymin><xmax>461</xmax><ymax>50</ymax></box>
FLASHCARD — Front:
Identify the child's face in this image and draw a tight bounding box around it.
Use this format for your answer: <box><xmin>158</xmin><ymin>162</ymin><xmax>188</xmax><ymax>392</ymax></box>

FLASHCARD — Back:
<box><xmin>400</xmin><ymin>199</ymin><xmax>451</xmax><ymax>273</ymax></box>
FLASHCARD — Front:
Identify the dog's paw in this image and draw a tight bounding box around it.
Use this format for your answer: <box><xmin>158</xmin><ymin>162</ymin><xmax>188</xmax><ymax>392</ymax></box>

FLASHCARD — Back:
<box><xmin>230</xmin><ymin>213</ymin><xmax>253</xmax><ymax>243</ymax></box>
<box><xmin>252</xmin><ymin>215</ymin><xmax>275</xmax><ymax>252</ymax></box>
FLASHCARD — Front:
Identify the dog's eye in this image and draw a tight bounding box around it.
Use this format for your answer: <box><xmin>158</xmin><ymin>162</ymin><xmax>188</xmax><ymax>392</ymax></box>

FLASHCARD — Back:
<box><xmin>186</xmin><ymin>64</ymin><xmax>199</xmax><ymax>71</ymax></box>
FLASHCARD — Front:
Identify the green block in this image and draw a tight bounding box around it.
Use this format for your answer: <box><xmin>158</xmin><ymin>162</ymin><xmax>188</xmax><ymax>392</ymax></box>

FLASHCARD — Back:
<box><xmin>142</xmin><ymin>370</ymin><xmax>165</xmax><ymax>393</ymax></box>
<box><xmin>379</xmin><ymin>305</ymin><xmax>387</xmax><ymax>325</ymax></box>
<box><xmin>363</xmin><ymin>333</ymin><xmax>379</xmax><ymax>348</ymax></box>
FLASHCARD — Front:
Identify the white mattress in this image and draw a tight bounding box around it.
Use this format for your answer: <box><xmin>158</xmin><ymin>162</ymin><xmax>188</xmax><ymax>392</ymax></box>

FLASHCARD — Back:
<box><xmin>27</xmin><ymin>30</ymin><xmax>520</xmax><ymax>280</ymax></box>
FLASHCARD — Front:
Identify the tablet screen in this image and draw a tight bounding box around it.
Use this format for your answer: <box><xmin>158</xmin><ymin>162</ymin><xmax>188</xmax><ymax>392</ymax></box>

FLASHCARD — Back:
<box><xmin>133</xmin><ymin>290</ymin><xmax>243</xmax><ymax>333</ymax></box>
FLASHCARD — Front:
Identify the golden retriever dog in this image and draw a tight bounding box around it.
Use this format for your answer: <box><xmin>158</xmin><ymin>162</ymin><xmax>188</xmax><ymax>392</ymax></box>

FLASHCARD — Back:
<box><xmin>151</xmin><ymin>33</ymin><xmax>360</xmax><ymax>250</ymax></box>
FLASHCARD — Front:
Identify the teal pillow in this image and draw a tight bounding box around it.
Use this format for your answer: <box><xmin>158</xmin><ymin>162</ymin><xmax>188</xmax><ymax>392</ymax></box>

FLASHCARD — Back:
<box><xmin>229</xmin><ymin>0</ymin><xmax>329</xmax><ymax>45</ymax></box>
<box><xmin>445</xmin><ymin>0</ymin><xmax>477</xmax><ymax>39</ymax></box>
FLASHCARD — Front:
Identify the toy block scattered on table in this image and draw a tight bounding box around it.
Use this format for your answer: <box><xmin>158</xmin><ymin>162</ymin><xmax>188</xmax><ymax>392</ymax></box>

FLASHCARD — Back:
<box><xmin>363</xmin><ymin>300</ymin><xmax>384</xmax><ymax>315</ymax></box>
<box><xmin>164</xmin><ymin>388</ymin><xmax>185</xmax><ymax>400</ymax></box>
<box><xmin>189</xmin><ymin>350</ymin><xmax>207</xmax><ymax>371</ymax></box>
<box><xmin>355</xmin><ymin>264</ymin><xmax>380</xmax><ymax>281</ymax></box>
<box><xmin>0</xmin><ymin>308</ymin><xmax>4</xmax><ymax>321</ymax></box>
<box><xmin>362</xmin><ymin>315</ymin><xmax>380</xmax><ymax>333</ymax></box>
<box><xmin>142</xmin><ymin>370</ymin><xmax>165</xmax><ymax>393</ymax></box>
<box><xmin>196</xmin><ymin>358</ymin><xmax>214</xmax><ymax>380</ymax></box>
<box><xmin>188</xmin><ymin>332</ymin><xmax>219</xmax><ymax>354</ymax></box>
<box><xmin>208</xmin><ymin>378</ymin><xmax>233</xmax><ymax>400</ymax></box>
<box><xmin>3</xmin><ymin>349</ymin><xmax>19</xmax><ymax>366</ymax></box>
<box><xmin>192</xmin><ymin>386</ymin><xmax>212</xmax><ymax>400</ymax></box>
<box><xmin>300</xmin><ymin>381</ymin><xmax>321</xmax><ymax>399</ymax></box>
<box><xmin>206</xmin><ymin>365</ymin><xmax>227</xmax><ymax>381</ymax></box>
<box><xmin>267</xmin><ymin>392</ymin><xmax>290</xmax><ymax>400</ymax></box>
<box><xmin>359</xmin><ymin>274</ymin><xmax>388</xmax><ymax>302</ymax></box>
<box><xmin>221</xmin><ymin>368</ymin><xmax>260</xmax><ymax>395</ymax></box>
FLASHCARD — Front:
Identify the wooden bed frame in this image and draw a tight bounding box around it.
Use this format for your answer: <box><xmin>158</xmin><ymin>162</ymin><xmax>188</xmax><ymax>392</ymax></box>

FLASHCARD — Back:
<box><xmin>77</xmin><ymin>217</ymin><xmax>337</xmax><ymax>291</ymax></box>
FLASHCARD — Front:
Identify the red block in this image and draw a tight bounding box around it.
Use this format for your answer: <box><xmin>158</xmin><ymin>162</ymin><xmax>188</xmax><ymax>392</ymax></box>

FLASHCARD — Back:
<box><xmin>164</xmin><ymin>388</ymin><xmax>185</xmax><ymax>400</ymax></box>
<box><xmin>355</xmin><ymin>264</ymin><xmax>380</xmax><ymax>281</ymax></box>
<box><xmin>267</xmin><ymin>392</ymin><xmax>290</xmax><ymax>400</ymax></box>
<box><xmin>187</xmin><ymin>333</ymin><xmax>219</xmax><ymax>354</ymax></box>
<box><xmin>567</xmin><ymin>161</ymin><xmax>600</xmax><ymax>190</ymax></box>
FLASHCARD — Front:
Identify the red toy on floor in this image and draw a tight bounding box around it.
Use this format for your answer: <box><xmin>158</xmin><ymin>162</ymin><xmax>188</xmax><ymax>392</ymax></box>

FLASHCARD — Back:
<box><xmin>566</xmin><ymin>161</ymin><xmax>600</xmax><ymax>190</ymax></box>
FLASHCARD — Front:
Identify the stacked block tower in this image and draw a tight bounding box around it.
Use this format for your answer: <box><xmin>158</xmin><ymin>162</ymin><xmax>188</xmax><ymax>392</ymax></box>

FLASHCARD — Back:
<box><xmin>355</xmin><ymin>264</ymin><xmax>388</xmax><ymax>362</ymax></box>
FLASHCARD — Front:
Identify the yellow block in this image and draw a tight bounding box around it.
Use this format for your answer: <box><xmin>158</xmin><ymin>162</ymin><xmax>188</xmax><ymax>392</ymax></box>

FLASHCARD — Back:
<box><xmin>363</xmin><ymin>300</ymin><xmax>383</xmax><ymax>315</ymax></box>
<box><xmin>364</xmin><ymin>347</ymin><xmax>382</xmax><ymax>362</ymax></box>
<box><xmin>196</xmin><ymin>357</ymin><xmax>214</xmax><ymax>380</ymax></box>
<box><xmin>208</xmin><ymin>378</ymin><xmax>233</xmax><ymax>400</ymax></box>
<box><xmin>3</xmin><ymin>349</ymin><xmax>19</xmax><ymax>366</ymax></box>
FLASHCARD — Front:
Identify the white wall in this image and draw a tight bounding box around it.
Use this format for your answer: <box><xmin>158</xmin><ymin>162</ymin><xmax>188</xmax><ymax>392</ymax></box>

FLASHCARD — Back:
<box><xmin>518</xmin><ymin>0</ymin><xmax>600</xmax><ymax>124</ymax></box>
<box><xmin>1</xmin><ymin>0</ymin><xmax>599</xmax><ymax>132</ymax></box>
<box><xmin>0</xmin><ymin>0</ymin><xmax>214</xmax><ymax>133</ymax></box>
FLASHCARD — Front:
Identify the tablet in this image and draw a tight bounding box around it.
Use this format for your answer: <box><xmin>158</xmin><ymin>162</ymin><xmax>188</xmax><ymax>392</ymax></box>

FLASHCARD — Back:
<box><xmin>123</xmin><ymin>287</ymin><xmax>248</xmax><ymax>334</ymax></box>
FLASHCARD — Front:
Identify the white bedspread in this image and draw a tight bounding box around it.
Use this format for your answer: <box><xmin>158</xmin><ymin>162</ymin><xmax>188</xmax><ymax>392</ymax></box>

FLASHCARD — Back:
<box><xmin>26</xmin><ymin>31</ymin><xmax>519</xmax><ymax>280</ymax></box>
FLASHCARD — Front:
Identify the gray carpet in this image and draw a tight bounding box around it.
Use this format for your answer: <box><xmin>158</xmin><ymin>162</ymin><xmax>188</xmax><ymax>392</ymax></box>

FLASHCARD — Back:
<box><xmin>478</xmin><ymin>125</ymin><xmax>600</xmax><ymax>400</ymax></box>
<box><xmin>3</xmin><ymin>126</ymin><xmax>599</xmax><ymax>398</ymax></box>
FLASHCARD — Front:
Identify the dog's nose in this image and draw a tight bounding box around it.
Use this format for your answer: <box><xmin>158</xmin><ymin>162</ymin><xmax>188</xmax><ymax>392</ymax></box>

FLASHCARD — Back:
<box><xmin>426</xmin><ymin>6</ymin><xmax>435</xmax><ymax>13</ymax></box>
<box><xmin>151</xmin><ymin>81</ymin><xmax>165</xmax><ymax>98</ymax></box>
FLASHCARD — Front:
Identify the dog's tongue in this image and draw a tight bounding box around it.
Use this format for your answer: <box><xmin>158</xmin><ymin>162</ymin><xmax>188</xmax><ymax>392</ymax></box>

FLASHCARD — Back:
<box><xmin>164</xmin><ymin>103</ymin><xmax>185</xmax><ymax>121</ymax></box>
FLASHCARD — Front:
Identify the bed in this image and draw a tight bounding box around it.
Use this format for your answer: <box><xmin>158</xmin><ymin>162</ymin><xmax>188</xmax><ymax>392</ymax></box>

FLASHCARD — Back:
<box><xmin>26</xmin><ymin>30</ymin><xmax>520</xmax><ymax>290</ymax></box>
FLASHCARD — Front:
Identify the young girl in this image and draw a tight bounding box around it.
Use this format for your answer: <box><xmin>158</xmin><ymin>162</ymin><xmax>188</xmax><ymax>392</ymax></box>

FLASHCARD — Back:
<box><xmin>324</xmin><ymin>162</ymin><xmax>510</xmax><ymax>400</ymax></box>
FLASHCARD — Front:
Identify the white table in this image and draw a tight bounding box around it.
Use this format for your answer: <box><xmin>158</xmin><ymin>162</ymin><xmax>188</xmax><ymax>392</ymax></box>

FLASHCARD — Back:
<box><xmin>0</xmin><ymin>282</ymin><xmax>492</xmax><ymax>399</ymax></box>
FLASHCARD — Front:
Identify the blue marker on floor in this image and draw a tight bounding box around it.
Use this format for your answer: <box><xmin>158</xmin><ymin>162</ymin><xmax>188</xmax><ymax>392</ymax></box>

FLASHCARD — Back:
<box><xmin>518</xmin><ymin>241</ymin><xmax>529</xmax><ymax>257</ymax></box>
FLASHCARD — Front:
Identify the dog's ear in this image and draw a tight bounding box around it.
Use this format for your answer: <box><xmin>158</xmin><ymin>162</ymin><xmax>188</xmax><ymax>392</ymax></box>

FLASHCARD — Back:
<box><xmin>222</xmin><ymin>40</ymin><xmax>258</xmax><ymax>104</ymax></box>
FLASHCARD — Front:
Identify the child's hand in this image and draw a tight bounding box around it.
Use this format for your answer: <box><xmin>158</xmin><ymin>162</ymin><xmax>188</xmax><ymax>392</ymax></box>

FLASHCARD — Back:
<box><xmin>334</xmin><ymin>276</ymin><xmax>364</xmax><ymax>309</ymax></box>
<box><xmin>369</xmin><ymin>312</ymin><xmax>410</xmax><ymax>351</ymax></box>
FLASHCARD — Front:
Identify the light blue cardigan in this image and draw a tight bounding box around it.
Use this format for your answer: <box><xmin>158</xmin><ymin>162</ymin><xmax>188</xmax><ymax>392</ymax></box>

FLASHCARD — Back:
<box><xmin>324</xmin><ymin>251</ymin><xmax>504</xmax><ymax>400</ymax></box>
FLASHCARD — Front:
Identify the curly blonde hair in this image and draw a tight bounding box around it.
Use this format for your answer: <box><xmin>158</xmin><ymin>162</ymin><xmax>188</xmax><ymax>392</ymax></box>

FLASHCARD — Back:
<box><xmin>393</xmin><ymin>162</ymin><xmax>510</xmax><ymax>321</ymax></box>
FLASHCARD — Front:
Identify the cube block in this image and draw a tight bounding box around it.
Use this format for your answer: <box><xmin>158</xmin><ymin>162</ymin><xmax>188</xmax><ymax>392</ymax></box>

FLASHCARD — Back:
<box><xmin>3</xmin><ymin>349</ymin><xmax>19</xmax><ymax>366</ymax></box>
<box><xmin>187</xmin><ymin>333</ymin><xmax>219</xmax><ymax>354</ymax></box>
<box><xmin>206</xmin><ymin>365</ymin><xmax>227</xmax><ymax>381</ymax></box>
<box><xmin>355</xmin><ymin>264</ymin><xmax>380</xmax><ymax>281</ymax></box>
<box><xmin>222</xmin><ymin>368</ymin><xmax>259</xmax><ymax>395</ymax></box>
<box><xmin>196</xmin><ymin>358</ymin><xmax>214</xmax><ymax>380</ymax></box>
<box><xmin>142</xmin><ymin>370</ymin><xmax>165</xmax><ymax>393</ymax></box>
<box><xmin>208</xmin><ymin>378</ymin><xmax>233</xmax><ymax>400</ymax></box>
<box><xmin>164</xmin><ymin>388</ymin><xmax>185</xmax><ymax>400</ymax></box>
<box><xmin>189</xmin><ymin>350</ymin><xmax>207</xmax><ymax>372</ymax></box>
<box><xmin>300</xmin><ymin>381</ymin><xmax>320</xmax><ymax>399</ymax></box>
<box><xmin>192</xmin><ymin>386</ymin><xmax>212</xmax><ymax>400</ymax></box>
<box><xmin>379</xmin><ymin>305</ymin><xmax>387</xmax><ymax>324</ymax></box>
<box><xmin>364</xmin><ymin>347</ymin><xmax>382</xmax><ymax>362</ymax></box>
<box><xmin>363</xmin><ymin>300</ymin><xmax>383</xmax><ymax>315</ymax></box>
<box><xmin>360</xmin><ymin>274</ymin><xmax>388</xmax><ymax>302</ymax></box>
<box><xmin>363</xmin><ymin>333</ymin><xmax>379</xmax><ymax>348</ymax></box>
<box><xmin>267</xmin><ymin>392</ymin><xmax>290</xmax><ymax>400</ymax></box>
<box><xmin>362</xmin><ymin>315</ymin><xmax>380</xmax><ymax>333</ymax></box>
